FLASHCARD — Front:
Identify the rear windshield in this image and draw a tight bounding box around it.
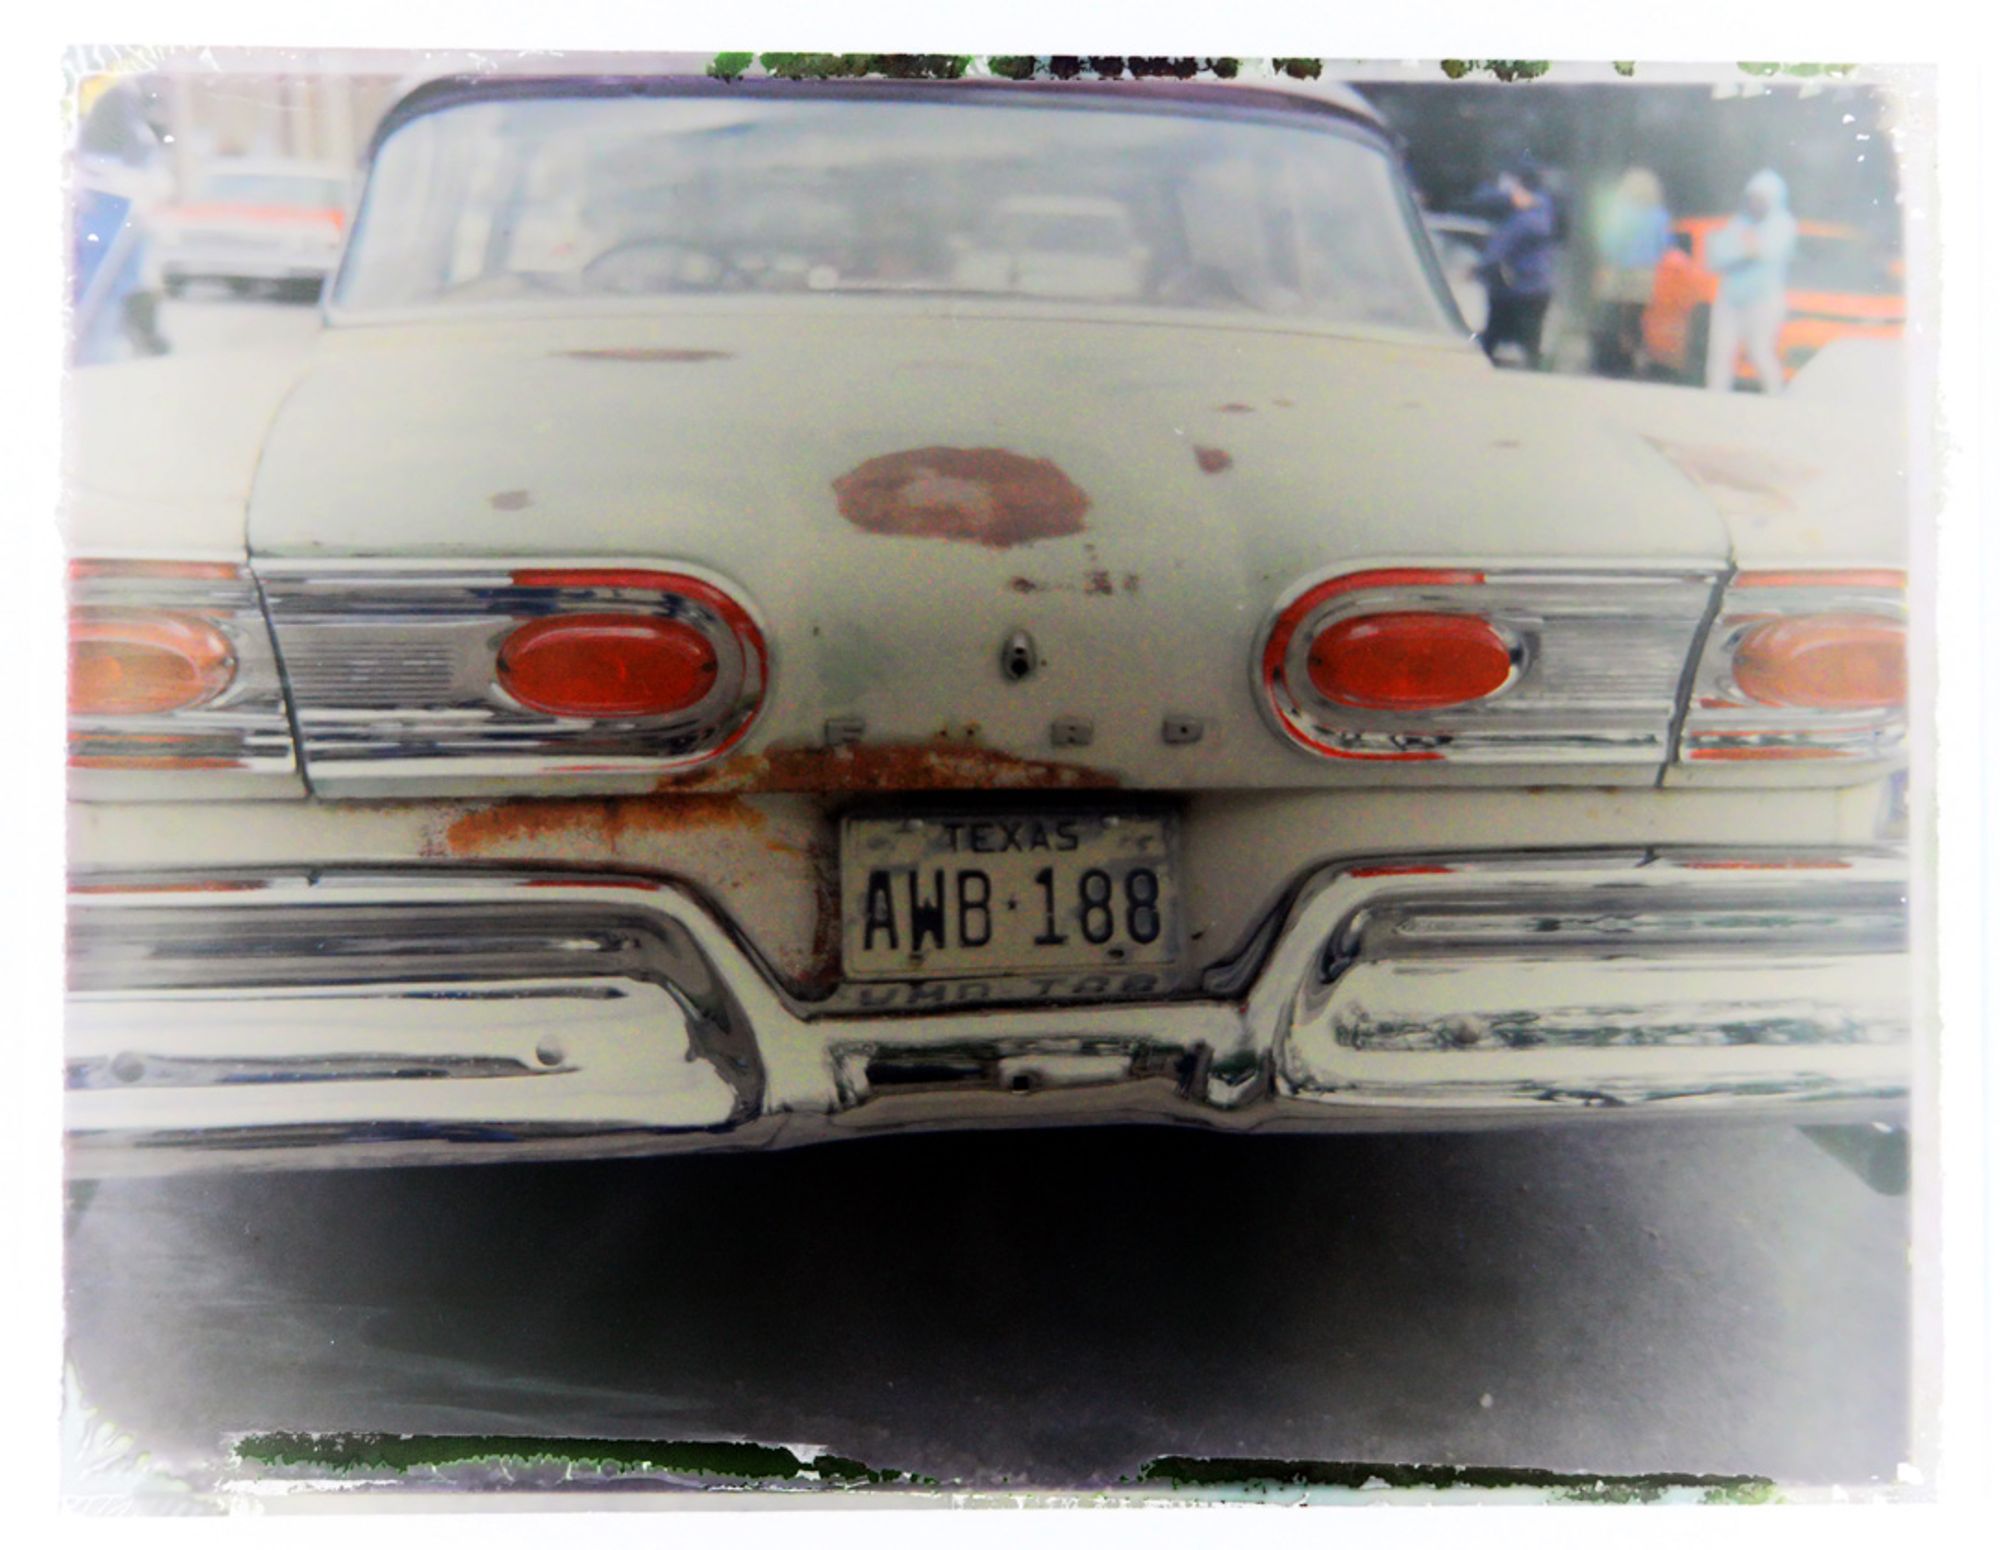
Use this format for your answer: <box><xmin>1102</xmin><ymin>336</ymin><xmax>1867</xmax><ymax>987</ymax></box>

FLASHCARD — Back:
<box><xmin>335</xmin><ymin>93</ymin><xmax>1454</xmax><ymax>333</ymax></box>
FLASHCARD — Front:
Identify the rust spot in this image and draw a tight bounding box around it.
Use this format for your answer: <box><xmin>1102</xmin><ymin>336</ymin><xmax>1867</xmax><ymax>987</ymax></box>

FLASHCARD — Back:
<box><xmin>558</xmin><ymin>347</ymin><xmax>733</xmax><ymax>363</ymax></box>
<box><xmin>1213</xmin><ymin>402</ymin><xmax>1256</xmax><ymax>414</ymax></box>
<box><xmin>657</xmin><ymin>738</ymin><xmax>1119</xmax><ymax>795</ymax></box>
<box><xmin>1085</xmin><ymin>569</ymin><xmax>1115</xmax><ymax>596</ymax></box>
<box><xmin>442</xmin><ymin>794</ymin><xmax>767</xmax><ymax>855</ymax></box>
<box><xmin>489</xmin><ymin>489</ymin><xmax>533</xmax><ymax>511</ymax></box>
<box><xmin>1194</xmin><ymin>446</ymin><xmax>1233</xmax><ymax>474</ymax></box>
<box><xmin>1121</xmin><ymin>572</ymin><xmax>1141</xmax><ymax>595</ymax></box>
<box><xmin>1008</xmin><ymin>576</ymin><xmax>1047</xmax><ymax>594</ymax></box>
<box><xmin>832</xmin><ymin>447</ymin><xmax>1089</xmax><ymax>549</ymax></box>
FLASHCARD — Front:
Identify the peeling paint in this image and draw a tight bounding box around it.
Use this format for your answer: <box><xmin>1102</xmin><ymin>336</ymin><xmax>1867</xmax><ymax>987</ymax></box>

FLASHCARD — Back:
<box><xmin>1194</xmin><ymin>446</ymin><xmax>1233</xmax><ymax>474</ymax></box>
<box><xmin>232</xmin><ymin>1431</ymin><xmax>914</xmax><ymax>1486</ymax></box>
<box><xmin>658</xmin><ymin>737</ymin><xmax>1120</xmax><ymax>795</ymax></box>
<box><xmin>1139</xmin><ymin>1456</ymin><xmax>1778</xmax><ymax>1503</ymax></box>
<box><xmin>440</xmin><ymin>794</ymin><xmax>768</xmax><ymax>856</ymax></box>
<box><xmin>832</xmin><ymin>447</ymin><xmax>1089</xmax><ymax>548</ymax></box>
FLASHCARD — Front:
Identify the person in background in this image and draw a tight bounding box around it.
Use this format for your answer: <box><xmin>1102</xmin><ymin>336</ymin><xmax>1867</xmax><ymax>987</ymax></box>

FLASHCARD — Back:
<box><xmin>1589</xmin><ymin>167</ymin><xmax>1672</xmax><ymax>377</ymax></box>
<box><xmin>1472</xmin><ymin>156</ymin><xmax>1559</xmax><ymax>370</ymax></box>
<box><xmin>71</xmin><ymin>77</ymin><xmax>171</xmax><ymax>363</ymax></box>
<box><xmin>1704</xmin><ymin>169</ymin><xmax>1797</xmax><ymax>394</ymax></box>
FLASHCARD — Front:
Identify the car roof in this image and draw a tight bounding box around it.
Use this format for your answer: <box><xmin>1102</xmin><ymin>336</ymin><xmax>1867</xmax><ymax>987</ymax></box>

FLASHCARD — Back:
<box><xmin>368</xmin><ymin>70</ymin><xmax>1392</xmax><ymax>162</ymax></box>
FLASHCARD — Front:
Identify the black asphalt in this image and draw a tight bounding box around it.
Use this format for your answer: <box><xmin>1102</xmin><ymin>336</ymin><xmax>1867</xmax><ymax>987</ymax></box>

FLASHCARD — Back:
<box><xmin>63</xmin><ymin>1118</ymin><xmax>1910</xmax><ymax>1491</ymax></box>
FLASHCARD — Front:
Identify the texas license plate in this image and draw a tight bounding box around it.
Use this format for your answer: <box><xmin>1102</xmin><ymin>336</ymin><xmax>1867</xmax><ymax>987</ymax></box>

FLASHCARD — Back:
<box><xmin>841</xmin><ymin>810</ymin><xmax>1182</xmax><ymax>981</ymax></box>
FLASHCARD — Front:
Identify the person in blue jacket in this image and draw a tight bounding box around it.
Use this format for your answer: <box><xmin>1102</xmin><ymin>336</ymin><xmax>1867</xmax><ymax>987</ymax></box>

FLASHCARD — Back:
<box><xmin>1472</xmin><ymin>156</ymin><xmax>1560</xmax><ymax>370</ymax></box>
<box><xmin>1704</xmin><ymin>168</ymin><xmax>1798</xmax><ymax>394</ymax></box>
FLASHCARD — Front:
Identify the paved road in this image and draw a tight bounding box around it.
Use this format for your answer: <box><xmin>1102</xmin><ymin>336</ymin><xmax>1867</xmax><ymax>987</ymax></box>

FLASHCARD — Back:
<box><xmin>64</xmin><ymin>1119</ymin><xmax>1909</xmax><ymax>1492</ymax></box>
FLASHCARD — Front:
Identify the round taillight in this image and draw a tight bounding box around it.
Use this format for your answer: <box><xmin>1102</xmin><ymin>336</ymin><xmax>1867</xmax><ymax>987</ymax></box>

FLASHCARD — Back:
<box><xmin>1306</xmin><ymin>611</ymin><xmax>1515</xmax><ymax>710</ymax></box>
<box><xmin>1732</xmin><ymin>613</ymin><xmax>1906</xmax><ymax>709</ymax></box>
<box><xmin>497</xmin><ymin>613</ymin><xmax>720</xmax><ymax>718</ymax></box>
<box><xmin>69</xmin><ymin>611</ymin><xmax>236</xmax><ymax>716</ymax></box>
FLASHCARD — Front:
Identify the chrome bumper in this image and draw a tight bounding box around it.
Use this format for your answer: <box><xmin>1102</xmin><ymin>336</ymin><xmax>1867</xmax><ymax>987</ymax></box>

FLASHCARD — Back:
<box><xmin>65</xmin><ymin>848</ymin><xmax>1911</xmax><ymax>1175</ymax></box>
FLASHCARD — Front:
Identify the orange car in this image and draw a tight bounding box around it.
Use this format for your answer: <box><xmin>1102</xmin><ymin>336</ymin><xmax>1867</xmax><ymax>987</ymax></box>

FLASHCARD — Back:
<box><xmin>1641</xmin><ymin>216</ymin><xmax>1904</xmax><ymax>385</ymax></box>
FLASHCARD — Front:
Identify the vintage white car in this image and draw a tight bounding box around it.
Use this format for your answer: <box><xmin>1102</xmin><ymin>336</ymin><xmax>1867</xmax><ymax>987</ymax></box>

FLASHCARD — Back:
<box><xmin>62</xmin><ymin>72</ymin><xmax>1912</xmax><ymax>1177</ymax></box>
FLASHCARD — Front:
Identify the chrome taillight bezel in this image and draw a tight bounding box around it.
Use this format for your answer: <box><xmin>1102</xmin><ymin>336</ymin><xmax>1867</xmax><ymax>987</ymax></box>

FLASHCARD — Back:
<box><xmin>1256</xmin><ymin>563</ymin><xmax>1721</xmax><ymax>764</ymax></box>
<box><xmin>259</xmin><ymin>559</ymin><xmax>769</xmax><ymax>794</ymax></box>
<box><xmin>66</xmin><ymin>560</ymin><xmax>301</xmax><ymax>798</ymax></box>
<box><xmin>1677</xmin><ymin>570</ymin><xmax>1907</xmax><ymax>764</ymax></box>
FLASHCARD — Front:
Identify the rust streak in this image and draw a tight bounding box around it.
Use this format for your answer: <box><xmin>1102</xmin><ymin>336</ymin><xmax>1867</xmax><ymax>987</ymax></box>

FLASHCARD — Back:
<box><xmin>442</xmin><ymin>794</ymin><xmax>768</xmax><ymax>856</ymax></box>
<box><xmin>833</xmin><ymin>447</ymin><xmax>1089</xmax><ymax>548</ymax></box>
<box><xmin>657</xmin><ymin>738</ymin><xmax>1120</xmax><ymax>795</ymax></box>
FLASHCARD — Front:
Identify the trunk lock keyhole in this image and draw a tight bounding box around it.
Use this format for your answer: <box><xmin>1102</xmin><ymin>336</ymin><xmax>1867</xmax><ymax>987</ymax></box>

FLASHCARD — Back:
<box><xmin>1000</xmin><ymin>630</ymin><xmax>1039</xmax><ymax>683</ymax></box>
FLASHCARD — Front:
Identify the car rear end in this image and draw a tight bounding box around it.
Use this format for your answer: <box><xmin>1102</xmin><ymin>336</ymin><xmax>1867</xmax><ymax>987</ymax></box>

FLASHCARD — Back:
<box><xmin>63</xmin><ymin>76</ymin><xmax>1915</xmax><ymax>1175</ymax></box>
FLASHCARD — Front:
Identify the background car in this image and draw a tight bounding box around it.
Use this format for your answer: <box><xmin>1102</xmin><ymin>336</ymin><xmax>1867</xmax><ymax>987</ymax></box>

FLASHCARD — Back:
<box><xmin>149</xmin><ymin>157</ymin><xmax>352</xmax><ymax>301</ymax></box>
<box><xmin>1641</xmin><ymin>215</ymin><xmax>1906</xmax><ymax>385</ymax></box>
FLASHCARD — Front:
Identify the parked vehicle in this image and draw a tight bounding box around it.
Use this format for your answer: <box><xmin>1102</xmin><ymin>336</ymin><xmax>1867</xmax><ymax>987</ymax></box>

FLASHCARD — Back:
<box><xmin>150</xmin><ymin>157</ymin><xmax>351</xmax><ymax>301</ymax></box>
<box><xmin>63</xmin><ymin>74</ymin><xmax>1910</xmax><ymax>1176</ymax></box>
<box><xmin>1641</xmin><ymin>215</ymin><xmax>1905</xmax><ymax>385</ymax></box>
<box><xmin>1422</xmin><ymin>211</ymin><xmax>1489</xmax><ymax>332</ymax></box>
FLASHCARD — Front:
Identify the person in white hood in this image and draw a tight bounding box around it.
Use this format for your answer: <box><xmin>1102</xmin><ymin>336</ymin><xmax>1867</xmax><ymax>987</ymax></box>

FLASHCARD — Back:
<box><xmin>1704</xmin><ymin>169</ymin><xmax>1798</xmax><ymax>393</ymax></box>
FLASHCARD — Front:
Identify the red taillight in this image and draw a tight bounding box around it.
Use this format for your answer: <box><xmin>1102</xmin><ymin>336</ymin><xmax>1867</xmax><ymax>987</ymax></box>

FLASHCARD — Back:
<box><xmin>497</xmin><ymin>613</ymin><xmax>721</xmax><ymax>718</ymax></box>
<box><xmin>1306</xmin><ymin>612</ymin><xmax>1514</xmax><ymax>710</ymax></box>
<box><xmin>69</xmin><ymin>611</ymin><xmax>236</xmax><ymax>716</ymax></box>
<box><xmin>1732</xmin><ymin>613</ymin><xmax>1906</xmax><ymax>710</ymax></box>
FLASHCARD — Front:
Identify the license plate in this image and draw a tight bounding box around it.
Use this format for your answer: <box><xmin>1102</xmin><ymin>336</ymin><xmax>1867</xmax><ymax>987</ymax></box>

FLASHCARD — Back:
<box><xmin>841</xmin><ymin>810</ymin><xmax>1182</xmax><ymax>981</ymax></box>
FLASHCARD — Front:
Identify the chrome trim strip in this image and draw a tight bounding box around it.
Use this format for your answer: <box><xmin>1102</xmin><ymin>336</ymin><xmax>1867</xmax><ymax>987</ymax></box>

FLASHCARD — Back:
<box><xmin>65</xmin><ymin>847</ymin><xmax>1910</xmax><ymax>1172</ymax></box>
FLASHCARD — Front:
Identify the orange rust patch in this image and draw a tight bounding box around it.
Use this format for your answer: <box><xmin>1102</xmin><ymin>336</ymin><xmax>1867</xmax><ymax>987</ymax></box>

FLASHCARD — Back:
<box><xmin>658</xmin><ymin>738</ymin><xmax>1120</xmax><ymax>795</ymax></box>
<box><xmin>442</xmin><ymin>794</ymin><xmax>768</xmax><ymax>855</ymax></box>
<box><xmin>1645</xmin><ymin>437</ymin><xmax>1819</xmax><ymax>515</ymax></box>
<box><xmin>559</xmin><ymin>347</ymin><xmax>733</xmax><ymax>363</ymax></box>
<box><xmin>1194</xmin><ymin>446</ymin><xmax>1233</xmax><ymax>474</ymax></box>
<box><xmin>832</xmin><ymin>447</ymin><xmax>1089</xmax><ymax>549</ymax></box>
